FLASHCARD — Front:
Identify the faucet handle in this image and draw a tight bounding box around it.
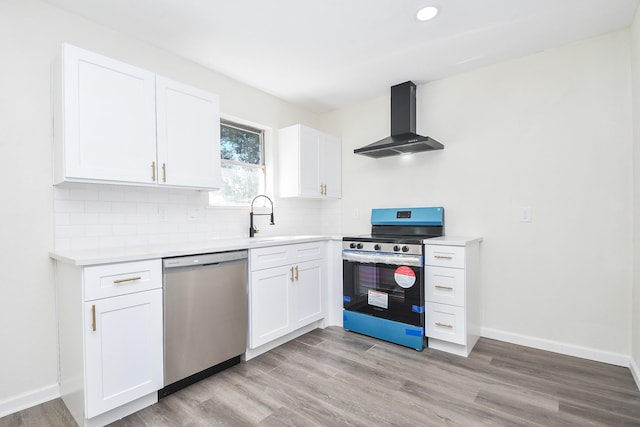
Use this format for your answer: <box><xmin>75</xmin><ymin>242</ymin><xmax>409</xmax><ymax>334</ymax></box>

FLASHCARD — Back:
<box><xmin>253</xmin><ymin>226</ymin><xmax>260</xmax><ymax>234</ymax></box>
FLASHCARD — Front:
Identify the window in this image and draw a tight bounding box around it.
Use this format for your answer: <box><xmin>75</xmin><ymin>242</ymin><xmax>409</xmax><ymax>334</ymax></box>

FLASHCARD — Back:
<box><xmin>209</xmin><ymin>119</ymin><xmax>265</xmax><ymax>205</ymax></box>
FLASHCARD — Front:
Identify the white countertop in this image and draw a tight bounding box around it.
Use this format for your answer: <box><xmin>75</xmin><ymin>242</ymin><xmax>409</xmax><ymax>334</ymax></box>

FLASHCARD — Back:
<box><xmin>50</xmin><ymin>235</ymin><xmax>339</xmax><ymax>266</ymax></box>
<box><xmin>50</xmin><ymin>234</ymin><xmax>482</xmax><ymax>266</ymax></box>
<box><xmin>423</xmin><ymin>236</ymin><xmax>483</xmax><ymax>246</ymax></box>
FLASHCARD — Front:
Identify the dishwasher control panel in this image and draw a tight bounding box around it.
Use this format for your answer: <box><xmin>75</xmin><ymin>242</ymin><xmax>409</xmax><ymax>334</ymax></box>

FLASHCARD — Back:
<box><xmin>163</xmin><ymin>250</ymin><xmax>248</xmax><ymax>268</ymax></box>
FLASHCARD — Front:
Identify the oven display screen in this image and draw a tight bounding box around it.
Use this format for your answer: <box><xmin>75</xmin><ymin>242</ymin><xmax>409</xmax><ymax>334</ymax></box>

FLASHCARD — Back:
<box><xmin>396</xmin><ymin>210</ymin><xmax>411</xmax><ymax>219</ymax></box>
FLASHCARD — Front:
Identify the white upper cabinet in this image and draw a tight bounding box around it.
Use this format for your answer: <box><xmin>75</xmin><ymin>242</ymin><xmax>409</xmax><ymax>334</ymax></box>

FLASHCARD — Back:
<box><xmin>156</xmin><ymin>76</ymin><xmax>221</xmax><ymax>189</ymax></box>
<box><xmin>53</xmin><ymin>45</ymin><xmax>157</xmax><ymax>184</ymax></box>
<box><xmin>278</xmin><ymin>124</ymin><xmax>341</xmax><ymax>199</ymax></box>
<box><xmin>53</xmin><ymin>43</ymin><xmax>221</xmax><ymax>190</ymax></box>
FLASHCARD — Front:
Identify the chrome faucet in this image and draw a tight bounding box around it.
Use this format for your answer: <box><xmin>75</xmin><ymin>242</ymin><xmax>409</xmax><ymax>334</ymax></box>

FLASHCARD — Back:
<box><xmin>249</xmin><ymin>195</ymin><xmax>274</xmax><ymax>237</ymax></box>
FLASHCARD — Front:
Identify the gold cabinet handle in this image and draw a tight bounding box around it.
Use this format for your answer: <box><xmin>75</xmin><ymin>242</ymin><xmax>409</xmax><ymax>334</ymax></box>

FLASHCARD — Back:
<box><xmin>294</xmin><ymin>265</ymin><xmax>299</xmax><ymax>281</ymax></box>
<box><xmin>162</xmin><ymin>163</ymin><xmax>167</xmax><ymax>183</ymax></box>
<box><xmin>434</xmin><ymin>255</ymin><xmax>453</xmax><ymax>260</ymax></box>
<box><xmin>113</xmin><ymin>276</ymin><xmax>141</xmax><ymax>284</ymax></box>
<box><xmin>151</xmin><ymin>161</ymin><xmax>156</xmax><ymax>182</ymax></box>
<box><xmin>435</xmin><ymin>285</ymin><xmax>453</xmax><ymax>291</ymax></box>
<box><xmin>91</xmin><ymin>305</ymin><xmax>96</xmax><ymax>332</ymax></box>
<box><xmin>290</xmin><ymin>266</ymin><xmax>295</xmax><ymax>282</ymax></box>
<box><xmin>435</xmin><ymin>322</ymin><xmax>453</xmax><ymax>329</ymax></box>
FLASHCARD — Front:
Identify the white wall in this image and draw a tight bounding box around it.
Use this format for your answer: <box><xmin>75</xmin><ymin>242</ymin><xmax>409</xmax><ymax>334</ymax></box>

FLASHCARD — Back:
<box><xmin>0</xmin><ymin>0</ymin><xmax>340</xmax><ymax>416</ymax></box>
<box><xmin>325</xmin><ymin>30</ymin><xmax>633</xmax><ymax>363</ymax></box>
<box><xmin>631</xmin><ymin>6</ymin><xmax>640</xmax><ymax>384</ymax></box>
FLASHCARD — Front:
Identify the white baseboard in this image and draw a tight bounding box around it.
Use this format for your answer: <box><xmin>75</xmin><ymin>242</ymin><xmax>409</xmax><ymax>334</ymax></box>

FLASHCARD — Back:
<box><xmin>0</xmin><ymin>383</ymin><xmax>60</xmax><ymax>418</ymax></box>
<box><xmin>480</xmin><ymin>327</ymin><xmax>630</xmax><ymax>367</ymax></box>
<box><xmin>630</xmin><ymin>357</ymin><xmax>640</xmax><ymax>391</ymax></box>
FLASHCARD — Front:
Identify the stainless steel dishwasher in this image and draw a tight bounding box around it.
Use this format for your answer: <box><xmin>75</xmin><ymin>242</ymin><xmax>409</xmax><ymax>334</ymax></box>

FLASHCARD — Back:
<box><xmin>159</xmin><ymin>250</ymin><xmax>248</xmax><ymax>398</ymax></box>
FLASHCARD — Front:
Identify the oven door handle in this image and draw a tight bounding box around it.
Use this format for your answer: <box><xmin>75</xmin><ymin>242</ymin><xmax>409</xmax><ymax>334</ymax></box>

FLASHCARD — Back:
<box><xmin>342</xmin><ymin>250</ymin><xmax>423</xmax><ymax>267</ymax></box>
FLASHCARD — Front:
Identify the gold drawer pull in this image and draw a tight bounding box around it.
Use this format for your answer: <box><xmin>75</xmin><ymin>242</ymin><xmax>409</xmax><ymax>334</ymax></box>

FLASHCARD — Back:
<box><xmin>435</xmin><ymin>285</ymin><xmax>453</xmax><ymax>291</ymax></box>
<box><xmin>294</xmin><ymin>265</ymin><xmax>299</xmax><ymax>281</ymax></box>
<box><xmin>113</xmin><ymin>276</ymin><xmax>142</xmax><ymax>284</ymax></box>
<box><xmin>91</xmin><ymin>305</ymin><xmax>96</xmax><ymax>332</ymax></box>
<box><xmin>435</xmin><ymin>322</ymin><xmax>453</xmax><ymax>329</ymax></box>
<box><xmin>151</xmin><ymin>161</ymin><xmax>156</xmax><ymax>182</ymax></box>
<box><xmin>434</xmin><ymin>255</ymin><xmax>453</xmax><ymax>260</ymax></box>
<box><xmin>290</xmin><ymin>266</ymin><xmax>295</xmax><ymax>282</ymax></box>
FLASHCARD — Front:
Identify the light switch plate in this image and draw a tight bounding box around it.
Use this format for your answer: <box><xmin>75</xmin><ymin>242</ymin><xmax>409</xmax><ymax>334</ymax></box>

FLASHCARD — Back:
<box><xmin>520</xmin><ymin>206</ymin><xmax>532</xmax><ymax>222</ymax></box>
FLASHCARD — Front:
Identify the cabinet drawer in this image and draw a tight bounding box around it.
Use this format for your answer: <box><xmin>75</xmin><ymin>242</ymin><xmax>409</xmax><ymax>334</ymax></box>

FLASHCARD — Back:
<box><xmin>250</xmin><ymin>245</ymin><xmax>291</xmax><ymax>271</ymax></box>
<box><xmin>250</xmin><ymin>242</ymin><xmax>324</xmax><ymax>271</ymax></box>
<box><xmin>426</xmin><ymin>302</ymin><xmax>466</xmax><ymax>345</ymax></box>
<box><xmin>291</xmin><ymin>242</ymin><xmax>325</xmax><ymax>263</ymax></box>
<box><xmin>425</xmin><ymin>266</ymin><xmax>465</xmax><ymax>306</ymax></box>
<box><xmin>84</xmin><ymin>259</ymin><xmax>162</xmax><ymax>301</ymax></box>
<box><xmin>425</xmin><ymin>245</ymin><xmax>465</xmax><ymax>268</ymax></box>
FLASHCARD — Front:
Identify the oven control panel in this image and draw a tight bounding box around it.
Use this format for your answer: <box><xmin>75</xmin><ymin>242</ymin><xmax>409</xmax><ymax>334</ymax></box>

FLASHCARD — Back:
<box><xmin>342</xmin><ymin>241</ymin><xmax>423</xmax><ymax>256</ymax></box>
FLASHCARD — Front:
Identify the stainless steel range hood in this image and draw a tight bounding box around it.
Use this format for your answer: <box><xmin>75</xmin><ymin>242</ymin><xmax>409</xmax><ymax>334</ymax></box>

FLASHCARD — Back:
<box><xmin>354</xmin><ymin>81</ymin><xmax>444</xmax><ymax>158</ymax></box>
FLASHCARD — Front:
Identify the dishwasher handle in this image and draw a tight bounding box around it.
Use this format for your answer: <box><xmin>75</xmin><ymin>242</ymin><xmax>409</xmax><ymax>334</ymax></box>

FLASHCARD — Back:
<box><xmin>163</xmin><ymin>250</ymin><xmax>248</xmax><ymax>269</ymax></box>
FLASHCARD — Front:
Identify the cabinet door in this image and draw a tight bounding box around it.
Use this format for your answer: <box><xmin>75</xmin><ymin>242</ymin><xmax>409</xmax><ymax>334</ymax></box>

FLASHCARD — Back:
<box><xmin>249</xmin><ymin>266</ymin><xmax>292</xmax><ymax>348</ymax></box>
<box><xmin>298</xmin><ymin>125</ymin><xmax>322</xmax><ymax>198</ymax></box>
<box><xmin>62</xmin><ymin>44</ymin><xmax>157</xmax><ymax>184</ymax></box>
<box><xmin>277</xmin><ymin>124</ymin><xmax>341</xmax><ymax>199</ymax></box>
<box><xmin>292</xmin><ymin>259</ymin><xmax>324</xmax><ymax>328</ymax></box>
<box><xmin>84</xmin><ymin>289</ymin><xmax>163</xmax><ymax>418</ymax></box>
<box><xmin>156</xmin><ymin>76</ymin><xmax>221</xmax><ymax>189</ymax></box>
<box><xmin>319</xmin><ymin>132</ymin><xmax>341</xmax><ymax>198</ymax></box>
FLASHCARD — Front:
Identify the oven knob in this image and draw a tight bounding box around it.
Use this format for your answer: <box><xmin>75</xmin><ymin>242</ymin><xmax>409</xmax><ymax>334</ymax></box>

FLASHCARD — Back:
<box><xmin>349</xmin><ymin>243</ymin><xmax>356</xmax><ymax>249</ymax></box>
<box><xmin>402</xmin><ymin>246</ymin><xmax>410</xmax><ymax>252</ymax></box>
<box><xmin>374</xmin><ymin>244</ymin><xmax>381</xmax><ymax>251</ymax></box>
<box><xmin>393</xmin><ymin>245</ymin><xmax>400</xmax><ymax>252</ymax></box>
<box><xmin>357</xmin><ymin>243</ymin><xmax>364</xmax><ymax>249</ymax></box>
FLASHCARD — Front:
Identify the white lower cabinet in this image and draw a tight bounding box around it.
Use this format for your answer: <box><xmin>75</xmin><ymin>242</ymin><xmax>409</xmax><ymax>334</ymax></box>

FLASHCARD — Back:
<box><xmin>425</xmin><ymin>238</ymin><xmax>481</xmax><ymax>357</ymax></box>
<box><xmin>249</xmin><ymin>242</ymin><xmax>325</xmax><ymax>349</ymax></box>
<box><xmin>250</xmin><ymin>265</ymin><xmax>292</xmax><ymax>346</ymax></box>
<box><xmin>84</xmin><ymin>290</ymin><xmax>163</xmax><ymax>418</ymax></box>
<box><xmin>56</xmin><ymin>259</ymin><xmax>163</xmax><ymax>427</ymax></box>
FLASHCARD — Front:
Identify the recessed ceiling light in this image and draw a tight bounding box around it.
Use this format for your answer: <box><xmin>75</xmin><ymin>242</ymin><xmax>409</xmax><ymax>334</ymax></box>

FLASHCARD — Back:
<box><xmin>416</xmin><ymin>6</ymin><xmax>438</xmax><ymax>22</ymax></box>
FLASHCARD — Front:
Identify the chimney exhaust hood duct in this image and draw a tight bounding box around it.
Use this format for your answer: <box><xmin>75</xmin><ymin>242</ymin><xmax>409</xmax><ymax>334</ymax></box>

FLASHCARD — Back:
<box><xmin>354</xmin><ymin>81</ymin><xmax>444</xmax><ymax>158</ymax></box>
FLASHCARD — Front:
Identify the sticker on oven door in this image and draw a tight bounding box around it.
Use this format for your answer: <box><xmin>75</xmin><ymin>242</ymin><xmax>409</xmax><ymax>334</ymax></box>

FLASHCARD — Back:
<box><xmin>394</xmin><ymin>266</ymin><xmax>416</xmax><ymax>288</ymax></box>
<box><xmin>367</xmin><ymin>290</ymin><xmax>388</xmax><ymax>309</ymax></box>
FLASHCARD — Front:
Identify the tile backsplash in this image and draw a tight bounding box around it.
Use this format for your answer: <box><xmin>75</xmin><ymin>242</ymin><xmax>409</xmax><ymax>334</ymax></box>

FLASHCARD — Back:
<box><xmin>53</xmin><ymin>183</ymin><xmax>341</xmax><ymax>251</ymax></box>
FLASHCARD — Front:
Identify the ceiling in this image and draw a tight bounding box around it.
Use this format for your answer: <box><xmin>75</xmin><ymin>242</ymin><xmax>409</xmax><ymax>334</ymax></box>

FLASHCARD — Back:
<box><xmin>43</xmin><ymin>0</ymin><xmax>639</xmax><ymax>113</ymax></box>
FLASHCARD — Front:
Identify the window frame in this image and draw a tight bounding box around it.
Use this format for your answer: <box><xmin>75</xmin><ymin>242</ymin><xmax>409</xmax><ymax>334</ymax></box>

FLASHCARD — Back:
<box><xmin>209</xmin><ymin>118</ymin><xmax>267</xmax><ymax>207</ymax></box>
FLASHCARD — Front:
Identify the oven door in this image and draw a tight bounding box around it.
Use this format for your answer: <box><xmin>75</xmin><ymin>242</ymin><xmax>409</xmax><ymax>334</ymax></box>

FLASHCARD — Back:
<box><xmin>343</xmin><ymin>251</ymin><xmax>424</xmax><ymax>327</ymax></box>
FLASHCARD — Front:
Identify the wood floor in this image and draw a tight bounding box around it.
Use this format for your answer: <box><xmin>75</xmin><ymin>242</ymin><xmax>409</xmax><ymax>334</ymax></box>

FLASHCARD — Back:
<box><xmin>3</xmin><ymin>326</ymin><xmax>640</xmax><ymax>426</ymax></box>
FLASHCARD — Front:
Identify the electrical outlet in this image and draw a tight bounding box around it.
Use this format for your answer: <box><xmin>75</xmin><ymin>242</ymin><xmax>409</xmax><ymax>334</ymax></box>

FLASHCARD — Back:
<box><xmin>520</xmin><ymin>206</ymin><xmax>532</xmax><ymax>223</ymax></box>
<box><xmin>188</xmin><ymin>208</ymin><xmax>203</xmax><ymax>221</ymax></box>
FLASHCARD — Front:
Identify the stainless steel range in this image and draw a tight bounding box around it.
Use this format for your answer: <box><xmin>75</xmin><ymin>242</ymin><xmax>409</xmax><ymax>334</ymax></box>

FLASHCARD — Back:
<box><xmin>342</xmin><ymin>207</ymin><xmax>444</xmax><ymax>350</ymax></box>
